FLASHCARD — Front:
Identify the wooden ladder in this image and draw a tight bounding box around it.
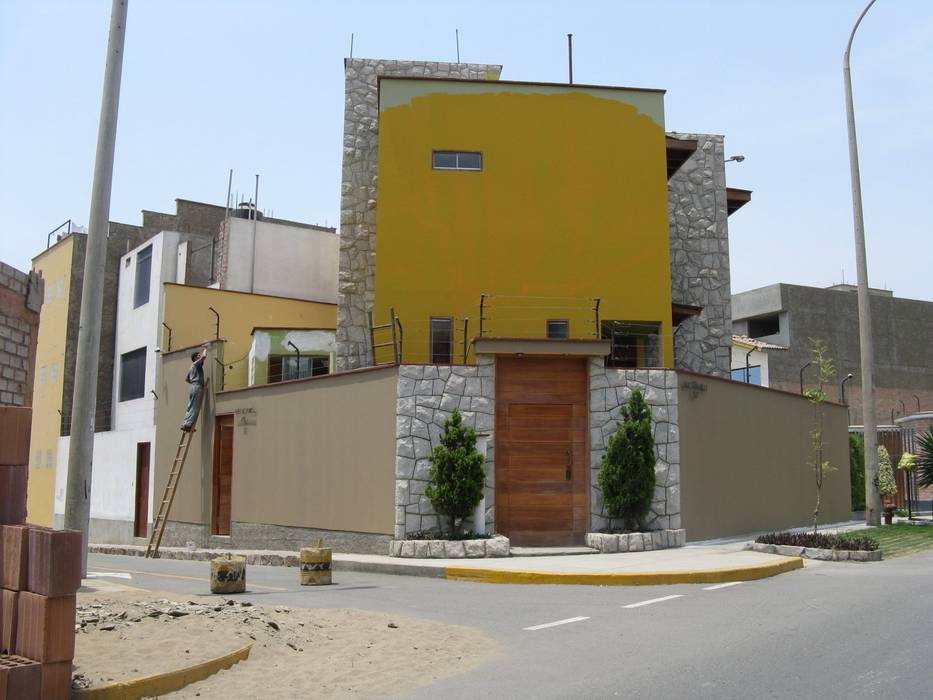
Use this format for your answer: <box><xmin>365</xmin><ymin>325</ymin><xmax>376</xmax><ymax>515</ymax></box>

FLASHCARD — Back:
<box><xmin>145</xmin><ymin>429</ymin><xmax>194</xmax><ymax>558</ymax></box>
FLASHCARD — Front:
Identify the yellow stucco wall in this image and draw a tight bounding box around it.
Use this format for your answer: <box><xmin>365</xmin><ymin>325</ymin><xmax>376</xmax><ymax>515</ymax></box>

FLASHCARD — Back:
<box><xmin>375</xmin><ymin>79</ymin><xmax>672</xmax><ymax>365</ymax></box>
<box><xmin>27</xmin><ymin>236</ymin><xmax>75</xmax><ymax>525</ymax></box>
<box><xmin>162</xmin><ymin>284</ymin><xmax>337</xmax><ymax>390</ymax></box>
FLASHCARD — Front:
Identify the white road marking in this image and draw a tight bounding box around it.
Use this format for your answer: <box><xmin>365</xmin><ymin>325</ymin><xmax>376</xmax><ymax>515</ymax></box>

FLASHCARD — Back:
<box><xmin>703</xmin><ymin>581</ymin><xmax>743</xmax><ymax>591</ymax></box>
<box><xmin>523</xmin><ymin>616</ymin><xmax>590</xmax><ymax>631</ymax></box>
<box><xmin>623</xmin><ymin>594</ymin><xmax>684</xmax><ymax>609</ymax></box>
<box><xmin>86</xmin><ymin>572</ymin><xmax>133</xmax><ymax>580</ymax></box>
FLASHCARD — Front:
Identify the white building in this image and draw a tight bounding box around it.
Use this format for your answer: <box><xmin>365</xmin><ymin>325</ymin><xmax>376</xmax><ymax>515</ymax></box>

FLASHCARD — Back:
<box><xmin>730</xmin><ymin>335</ymin><xmax>788</xmax><ymax>388</ymax></box>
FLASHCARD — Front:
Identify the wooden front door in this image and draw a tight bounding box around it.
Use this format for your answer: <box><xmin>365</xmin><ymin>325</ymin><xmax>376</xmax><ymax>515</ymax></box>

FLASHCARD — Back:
<box><xmin>134</xmin><ymin>442</ymin><xmax>150</xmax><ymax>538</ymax></box>
<box><xmin>496</xmin><ymin>356</ymin><xmax>588</xmax><ymax>546</ymax></box>
<box><xmin>212</xmin><ymin>415</ymin><xmax>234</xmax><ymax>536</ymax></box>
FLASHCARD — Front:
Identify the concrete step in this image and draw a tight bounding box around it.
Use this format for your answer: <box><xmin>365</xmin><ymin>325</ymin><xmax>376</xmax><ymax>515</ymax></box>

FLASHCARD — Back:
<box><xmin>509</xmin><ymin>546</ymin><xmax>599</xmax><ymax>557</ymax></box>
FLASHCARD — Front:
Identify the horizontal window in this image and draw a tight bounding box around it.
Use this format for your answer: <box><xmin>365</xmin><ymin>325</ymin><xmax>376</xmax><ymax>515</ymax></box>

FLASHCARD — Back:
<box><xmin>268</xmin><ymin>355</ymin><xmax>329</xmax><ymax>383</ymax></box>
<box><xmin>547</xmin><ymin>320</ymin><xmax>569</xmax><ymax>339</ymax></box>
<box><xmin>432</xmin><ymin>151</ymin><xmax>482</xmax><ymax>171</ymax></box>
<box><xmin>747</xmin><ymin>313</ymin><xmax>779</xmax><ymax>338</ymax></box>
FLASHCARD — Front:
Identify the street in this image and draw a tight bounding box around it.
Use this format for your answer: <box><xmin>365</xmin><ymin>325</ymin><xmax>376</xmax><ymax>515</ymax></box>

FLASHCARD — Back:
<box><xmin>86</xmin><ymin>551</ymin><xmax>933</xmax><ymax>699</ymax></box>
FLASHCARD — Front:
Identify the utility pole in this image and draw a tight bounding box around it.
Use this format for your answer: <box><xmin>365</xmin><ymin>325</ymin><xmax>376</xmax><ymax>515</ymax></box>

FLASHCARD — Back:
<box><xmin>65</xmin><ymin>0</ymin><xmax>129</xmax><ymax>575</ymax></box>
<box><xmin>843</xmin><ymin>0</ymin><xmax>881</xmax><ymax>526</ymax></box>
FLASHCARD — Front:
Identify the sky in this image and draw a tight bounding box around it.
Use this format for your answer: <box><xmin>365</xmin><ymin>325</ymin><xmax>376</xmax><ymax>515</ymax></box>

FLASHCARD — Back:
<box><xmin>1</xmin><ymin>0</ymin><xmax>931</xmax><ymax>301</ymax></box>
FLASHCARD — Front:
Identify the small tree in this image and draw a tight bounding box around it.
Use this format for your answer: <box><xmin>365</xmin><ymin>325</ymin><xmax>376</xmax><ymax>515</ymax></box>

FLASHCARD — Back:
<box><xmin>425</xmin><ymin>409</ymin><xmax>485</xmax><ymax>536</ymax></box>
<box><xmin>877</xmin><ymin>445</ymin><xmax>896</xmax><ymax>501</ymax></box>
<box><xmin>804</xmin><ymin>338</ymin><xmax>836</xmax><ymax>533</ymax></box>
<box><xmin>849</xmin><ymin>433</ymin><xmax>866</xmax><ymax>511</ymax></box>
<box><xmin>597</xmin><ymin>388</ymin><xmax>656</xmax><ymax>531</ymax></box>
<box><xmin>916</xmin><ymin>428</ymin><xmax>933</xmax><ymax>489</ymax></box>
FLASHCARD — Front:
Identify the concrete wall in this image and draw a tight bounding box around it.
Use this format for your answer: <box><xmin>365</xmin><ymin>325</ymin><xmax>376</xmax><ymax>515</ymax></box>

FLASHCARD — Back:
<box><xmin>153</xmin><ymin>347</ymin><xmax>397</xmax><ymax>551</ymax></box>
<box><xmin>0</xmin><ymin>262</ymin><xmax>40</xmax><ymax>407</ymax></box>
<box><xmin>221</xmin><ymin>217</ymin><xmax>338</xmax><ymax>303</ymax></box>
<box><xmin>732</xmin><ymin>284</ymin><xmax>933</xmax><ymax>425</ymax></box>
<box><xmin>678</xmin><ymin>372</ymin><xmax>851</xmax><ymax>541</ymax></box>
<box><xmin>668</xmin><ymin>133</ymin><xmax>732</xmax><ymax>377</ymax></box>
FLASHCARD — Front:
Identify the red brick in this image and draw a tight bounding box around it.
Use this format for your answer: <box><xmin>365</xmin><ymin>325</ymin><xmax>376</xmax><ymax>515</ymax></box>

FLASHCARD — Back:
<box><xmin>27</xmin><ymin>527</ymin><xmax>81</xmax><ymax>597</ymax></box>
<box><xmin>0</xmin><ymin>654</ymin><xmax>41</xmax><ymax>700</ymax></box>
<box><xmin>0</xmin><ymin>466</ymin><xmax>26</xmax><ymax>525</ymax></box>
<box><xmin>0</xmin><ymin>526</ymin><xmax>27</xmax><ymax>590</ymax></box>
<box><xmin>0</xmin><ymin>591</ymin><xmax>16</xmax><ymax>654</ymax></box>
<box><xmin>0</xmin><ymin>407</ymin><xmax>31</xmax><ymax>466</ymax></box>
<box><xmin>14</xmin><ymin>592</ymin><xmax>75</xmax><ymax>663</ymax></box>
<box><xmin>40</xmin><ymin>661</ymin><xmax>72</xmax><ymax>700</ymax></box>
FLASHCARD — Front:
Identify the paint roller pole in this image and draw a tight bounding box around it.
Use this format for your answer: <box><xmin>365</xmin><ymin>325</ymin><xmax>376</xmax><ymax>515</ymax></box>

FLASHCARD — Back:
<box><xmin>65</xmin><ymin>0</ymin><xmax>129</xmax><ymax>576</ymax></box>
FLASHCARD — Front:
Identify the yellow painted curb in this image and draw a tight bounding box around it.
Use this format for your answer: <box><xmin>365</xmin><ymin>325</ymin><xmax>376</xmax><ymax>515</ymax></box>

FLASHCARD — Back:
<box><xmin>73</xmin><ymin>641</ymin><xmax>253</xmax><ymax>700</ymax></box>
<box><xmin>445</xmin><ymin>556</ymin><xmax>804</xmax><ymax>585</ymax></box>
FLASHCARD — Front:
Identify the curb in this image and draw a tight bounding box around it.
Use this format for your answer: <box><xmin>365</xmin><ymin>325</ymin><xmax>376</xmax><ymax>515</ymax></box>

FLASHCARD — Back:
<box><xmin>445</xmin><ymin>557</ymin><xmax>804</xmax><ymax>586</ymax></box>
<box><xmin>72</xmin><ymin>641</ymin><xmax>252</xmax><ymax>699</ymax></box>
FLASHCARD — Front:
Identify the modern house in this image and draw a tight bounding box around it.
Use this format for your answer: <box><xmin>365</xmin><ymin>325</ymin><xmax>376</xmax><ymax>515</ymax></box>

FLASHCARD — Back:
<box><xmin>145</xmin><ymin>58</ymin><xmax>850</xmax><ymax>554</ymax></box>
<box><xmin>732</xmin><ymin>283</ymin><xmax>933</xmax><ymax>423</ymax></box>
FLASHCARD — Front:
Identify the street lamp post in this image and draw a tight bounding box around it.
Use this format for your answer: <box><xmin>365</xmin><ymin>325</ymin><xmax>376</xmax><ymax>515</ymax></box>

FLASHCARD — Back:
<box><xmin>843</xmin><ymin>0</ymin><xmax>881</xmax><ymax>526</ymax></box>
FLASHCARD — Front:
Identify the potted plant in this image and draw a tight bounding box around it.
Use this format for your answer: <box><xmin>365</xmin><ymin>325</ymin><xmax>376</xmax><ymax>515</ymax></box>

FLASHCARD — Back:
<box><xmin>878</xmin><ymin>445</ymin><xmax>897</xmax><ymax>524</ymax></box>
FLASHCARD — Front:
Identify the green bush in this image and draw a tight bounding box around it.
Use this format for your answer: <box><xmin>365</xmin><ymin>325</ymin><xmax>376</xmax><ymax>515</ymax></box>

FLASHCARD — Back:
<box><xmin>849</xmin><ymin>433</ymin><xmax>866</xmax><ymax>511</ymax></box>
<box><xmin>916</xmin><ymin>428</ymin><xmax>933</xmax><ymax>489</ymax></box>
<box><xmin>425</xmin><ymin>409</ymin><xmax>486</xmax><ymax>535</ymax></box>
<box><xmin>878</xmin><ymin>445</ymin><xmax>896</xmax><ymax>499</ymax></box>
<box><xmin>597</xmin><ymin>388</ymin><xmax>656</xmax><ymax>531</ymax></box>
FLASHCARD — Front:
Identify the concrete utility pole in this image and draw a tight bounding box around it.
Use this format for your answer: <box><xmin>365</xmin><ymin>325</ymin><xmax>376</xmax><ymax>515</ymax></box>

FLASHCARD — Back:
<box><xmin>65</xmin><ymin>0</ymin><xmax>129</xmax><ymax>575</ymax></box>
<box><xmin>843</xmin><ymin>0</ymin><xmax>881</xmax><ymax>526</ymax></box>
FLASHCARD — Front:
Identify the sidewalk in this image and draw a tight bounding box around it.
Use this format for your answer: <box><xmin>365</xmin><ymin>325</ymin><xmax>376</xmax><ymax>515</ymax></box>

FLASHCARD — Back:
<box><xmin>89</xmin><ymin>541</ymin><xmax>803</xmax><ymax>586</ymax></box>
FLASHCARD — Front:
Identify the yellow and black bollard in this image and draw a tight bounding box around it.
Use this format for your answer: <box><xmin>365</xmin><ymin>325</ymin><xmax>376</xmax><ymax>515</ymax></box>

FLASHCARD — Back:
<box><xmin>299</xmin><ymin>540</ymin><xmax>332</xmax><ymax>586</ymax></box>
<box><xmin>210</xmin><ymin>553</ymin><xmax>246</xmax><ymax>594</ymax></box>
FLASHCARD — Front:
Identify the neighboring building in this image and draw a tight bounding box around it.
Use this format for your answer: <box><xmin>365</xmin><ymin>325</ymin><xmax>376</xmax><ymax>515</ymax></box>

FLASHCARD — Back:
<box><xmin>136</xmin><ymin>58</ymin><xmax>851</xmax><ymax>555</ymax></box>
<box><xmin>732</xmin><ymin>283</ymin><xmax>933</xmax><ymax>424</ymax></box>
<box><xmin>214</xmin><ymin>204</ymin><xmax>338</xmax><ymax>303</ymax></box>
<box><xmin>248</xmin><ymin>328</ymin><xmax>336</xmax><ymax>386</ymax></box>
<box><xmin>0</xmin><ymin>262</ymin><xmax>42</xmax><ymax>407</ymax></box>
<box><xmin>730</xmin><ymin>335</ymin><xmax>788</xmax><ymax>387</ymax></box>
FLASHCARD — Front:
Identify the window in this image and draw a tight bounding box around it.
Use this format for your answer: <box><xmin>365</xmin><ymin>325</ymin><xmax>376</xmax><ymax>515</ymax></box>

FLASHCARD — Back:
<box><xmin>34</xmin><ymin>450</ymin><xmax>41</xmax><ymax>470</ymax></box>
<box><xmin>747</xmin><ymin>313</ymin><xmax>779</xmax><ymax>338</ymax></box>
<box><xmin>45</xmin><ymin>449</ymin><xmax>52</xmax><ymax>469</ymax></box>
<box><xmin>119</xmin><ymin>347</ymin><xmax>147</xmax><ymax>401</ymax></box>
<box><xmin>601</xmin><ymin>321</ymin><xmax>662</xmax><ymax>368</ymax></box>
<box><xmin>547</xmin><ymin>320</ymin><xmax>570</xmax><ymax>339</ymax></box>
<box><xmin>430</xmin><ymin>317</ymin><xmax>454</xmax><ymax>364</ymax></box>
<box><xmin>50</xmin><ymin>363</ymin><xmax>58</xmax><ymax>384</ymax></box>
<box><xmin>432</xmin><ymin>151</ymin><xmax>482</xmax><ymax>171</ymax></box>
<box><xmin>39</xmin><ymin>366</ymin><xmax>46</xmax><ymax>385</ymax></box>
<box><xmin>268</xmin><ymin>355</ymin><xmax>329</xmax><ymax>383</ymax></box>
<box><xmin>134</xmin><ymin>245</ymin><xmax>153</xmax><ymax>308</ymax></box>
<box><xmin>730</xmin><ymin>365</ymin><xmax>762</xmax><ymax>385</ymax></box>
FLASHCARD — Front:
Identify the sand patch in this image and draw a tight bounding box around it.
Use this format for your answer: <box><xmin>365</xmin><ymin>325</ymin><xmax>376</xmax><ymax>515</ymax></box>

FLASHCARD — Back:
<box><xmin>74</xmin><ymin>589</ymin><xmax>497</xmax><ymax>698</ymax></box>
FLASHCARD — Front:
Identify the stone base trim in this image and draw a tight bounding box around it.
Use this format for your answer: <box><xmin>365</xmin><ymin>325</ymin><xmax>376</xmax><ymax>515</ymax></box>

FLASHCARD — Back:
<box><xmin>390</xmin><ymin>535</ymin><xmax>510</xmax><ymax>558</ymax></box>
<box><xmin>585</xmin><ymin>529</ymin><xmax>686</xmax><ymax>553</ymax></box>
<box><xmin>746</xmin><ymin>542</ymin><xmax>881</xmax><ymax>562</ymax></box>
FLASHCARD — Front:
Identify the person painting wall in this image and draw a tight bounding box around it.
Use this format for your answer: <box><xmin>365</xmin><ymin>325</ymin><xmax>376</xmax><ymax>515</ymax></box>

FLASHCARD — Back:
<box><xmin>181</xmin><ymin>346</ymin><xmax>208</xmax><ymax>431</ymax></box>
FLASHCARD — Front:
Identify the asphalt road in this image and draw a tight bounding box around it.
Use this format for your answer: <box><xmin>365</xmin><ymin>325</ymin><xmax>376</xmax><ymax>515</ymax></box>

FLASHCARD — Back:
<box><xmin>85</xmin><ymin>551</ymin><xmax>933</xmax><ymax>699</ymax></box>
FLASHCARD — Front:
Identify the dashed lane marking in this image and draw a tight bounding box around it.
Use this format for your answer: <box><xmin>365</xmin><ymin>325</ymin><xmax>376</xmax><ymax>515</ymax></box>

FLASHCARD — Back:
<box><xmin>523</xmin><ymin>616</ymin><xmax>591</xmax><ymax>631</ymax></box>
<box><xmin>703</xmin><ymin>581</ymin><xmax>743</xmax><ymax>591</ymax></box>
<box><xmin>623</xmin><ymin>594</ymin><xmax>684</xmax><ymax>609</ymax></box>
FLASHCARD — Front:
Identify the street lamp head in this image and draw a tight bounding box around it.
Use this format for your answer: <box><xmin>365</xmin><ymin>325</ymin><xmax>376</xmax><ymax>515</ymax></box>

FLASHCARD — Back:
<box><xmin>725</xmin><ymin>155</ymin><xmax>746</xmax><ymax>163</ymax></box>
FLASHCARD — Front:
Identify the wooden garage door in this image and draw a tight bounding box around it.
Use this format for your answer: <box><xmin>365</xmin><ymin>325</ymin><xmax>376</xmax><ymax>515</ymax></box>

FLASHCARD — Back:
<box><xmin>212</xmin><ymin>415</ymin><xmax>234</xmax><ymax>536</ymax></box>
<box><xmin>496</xmin><ymin>357</ymin><xmax>588</xmax><ymax>546</ymax></box>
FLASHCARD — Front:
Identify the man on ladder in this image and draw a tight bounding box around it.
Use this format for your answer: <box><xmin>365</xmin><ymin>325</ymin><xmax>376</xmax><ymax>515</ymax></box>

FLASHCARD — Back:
<box><xmin>182</xmin><ymin>346</ymin><xmax>208</xmax><ymax>432</ymax></box>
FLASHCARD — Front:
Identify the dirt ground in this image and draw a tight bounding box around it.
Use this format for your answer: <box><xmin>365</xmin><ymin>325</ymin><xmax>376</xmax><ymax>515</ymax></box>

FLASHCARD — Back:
<box><xmin>74</xmin><ymin>587</ymin><xmax>498</xmax><ymax>698</ymax></box>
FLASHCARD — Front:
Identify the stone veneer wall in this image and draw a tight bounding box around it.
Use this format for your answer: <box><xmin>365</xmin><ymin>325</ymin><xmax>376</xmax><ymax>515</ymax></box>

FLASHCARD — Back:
<box><xmin>588</xmin><ymin>358</ymin><xmax>681</xmax><ymax>532</ymax></box>
<box><xmin>668</xmin><ymin>132</ymin><xmax>731</xmax><ymax>378</ymax></box>
<box><xmin>336</xmin><ymin>58</ymin><xmax>502</xmax><ymax>371</ymax></box>
<box><xmin>394</xmin><ymin>358</ymin><xmax>495</xmax><ymax>540</ymax></box>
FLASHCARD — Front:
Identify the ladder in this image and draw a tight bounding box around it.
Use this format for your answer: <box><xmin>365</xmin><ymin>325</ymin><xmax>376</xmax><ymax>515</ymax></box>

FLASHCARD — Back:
<box><xmin>145</xmin><ymin>429</ymin><xmax>194</xmax><ymax>558</ymax></box>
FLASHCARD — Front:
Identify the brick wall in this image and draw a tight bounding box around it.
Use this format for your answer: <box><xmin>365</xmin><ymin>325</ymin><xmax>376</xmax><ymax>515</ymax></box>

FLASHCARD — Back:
<box><xmin>0</xmin><ymin>262</ymin><xmax>41</xmax><ymax>407</ymax></box>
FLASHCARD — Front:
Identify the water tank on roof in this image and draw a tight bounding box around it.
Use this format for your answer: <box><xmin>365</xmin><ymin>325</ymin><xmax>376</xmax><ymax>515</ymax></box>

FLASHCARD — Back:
<box><xmin>234</xmin><ymin>202</ymin><xmax>263</xmax><ymax>221</ymax></box>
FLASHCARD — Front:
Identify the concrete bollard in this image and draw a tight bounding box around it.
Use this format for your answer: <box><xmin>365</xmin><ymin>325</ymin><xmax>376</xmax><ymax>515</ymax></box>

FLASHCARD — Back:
<box><xmin>299</xmin><ymin>541</ymin><xmax>332</xmax><ymax>586</ymax></box>
<box><xmin>210</xmin><ymin>554</ymin><xmax>246</xmax><ymax>594</ymax></box>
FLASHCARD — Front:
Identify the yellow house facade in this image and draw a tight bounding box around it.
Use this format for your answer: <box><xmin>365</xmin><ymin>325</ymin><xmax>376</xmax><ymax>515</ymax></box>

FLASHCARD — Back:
<box><xmin>27</xmin><ymin>235</ymin><xmax>76</xmax><ymax>525</ymax></box>
<box><xmin>161</xmin><ymin>283</ymin><xmax>337</xmax><ymax>391</ymax></box>
<box><xmin>374</xmin><ymin>77</ymin><xmax>673</xmax><ymax>367</ymax></box>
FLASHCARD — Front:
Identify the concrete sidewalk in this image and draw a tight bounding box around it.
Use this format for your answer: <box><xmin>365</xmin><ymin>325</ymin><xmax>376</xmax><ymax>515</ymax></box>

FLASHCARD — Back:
<box><xmin>89</xmin><ymin>541</ymin><xmax>803</xmax><ymax>586</ymax></box>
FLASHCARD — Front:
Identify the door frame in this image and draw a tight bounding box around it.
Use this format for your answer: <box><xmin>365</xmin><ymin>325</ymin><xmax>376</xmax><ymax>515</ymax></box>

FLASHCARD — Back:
<box><xmin>133</xmin><ymin>442</ymin><xmax>150</xmax><ymax>538</ymax></box>
<box><xmin>494</xmin><ymin>355</ymin><xmax>590</xmax><ymax>545</ymax></box>
<box><xmin>211</xmin><ymin>413</ymin><xmax>235</xmax><ymax>536</ymax></box>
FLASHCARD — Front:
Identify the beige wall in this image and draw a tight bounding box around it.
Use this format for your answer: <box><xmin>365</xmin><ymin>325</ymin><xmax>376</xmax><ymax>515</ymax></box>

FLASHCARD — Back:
<box><xmin>154</xmin><ymin>346</ymin><xmax>396</xmax><ymax>535</ymax></box>
<box><xmin>679</xmin><ymin>374</ymin><xmax>851</xmax><ymax>541</ymax></box>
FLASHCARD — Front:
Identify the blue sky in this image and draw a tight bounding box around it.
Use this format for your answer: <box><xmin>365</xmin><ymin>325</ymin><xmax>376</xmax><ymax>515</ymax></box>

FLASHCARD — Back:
<box><xmin>1</xmin><ymin>0</ymin><xmax>931</xmax><ymax>300</ymax></box>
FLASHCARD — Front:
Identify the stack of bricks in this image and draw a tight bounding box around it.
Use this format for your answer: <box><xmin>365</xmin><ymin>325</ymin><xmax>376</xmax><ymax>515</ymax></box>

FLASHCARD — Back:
<box><xmin>1</xmin><ymin>409</ymin><xmax>80</xmax><ymax>699</ymax></box>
